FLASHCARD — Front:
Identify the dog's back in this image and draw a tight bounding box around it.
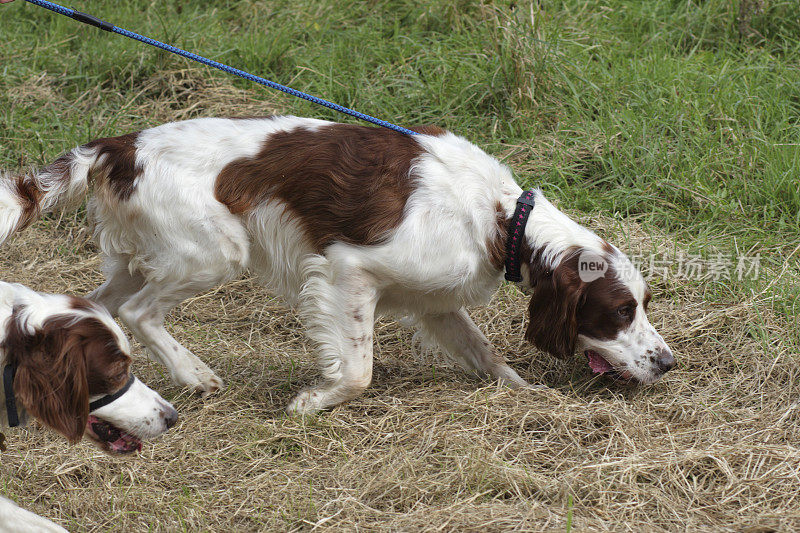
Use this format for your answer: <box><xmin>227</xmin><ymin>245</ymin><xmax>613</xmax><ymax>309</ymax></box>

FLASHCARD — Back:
<box><xmin>0</xmin><ymin>116</ymin><xmax>532</xmax><ymax>403</ymax></box>
<box><xmin>1</xmin><ymin>117</ymin><xmax>507</xmax><ymax>296</ymax></box>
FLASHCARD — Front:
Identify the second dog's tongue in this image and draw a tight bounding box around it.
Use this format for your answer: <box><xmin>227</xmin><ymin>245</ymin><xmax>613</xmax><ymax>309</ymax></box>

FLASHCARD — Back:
<box><xmin>586</xmin><ymin>351</ymin><xmax>613</xmax><ymax>374</ymax></box>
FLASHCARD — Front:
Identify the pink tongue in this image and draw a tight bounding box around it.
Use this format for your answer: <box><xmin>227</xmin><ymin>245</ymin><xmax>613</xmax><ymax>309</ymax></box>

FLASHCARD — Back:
<box><xmin>586</xmin><ymin>351</ymin><xmax>613</xmax><ymax>374</ymax></box>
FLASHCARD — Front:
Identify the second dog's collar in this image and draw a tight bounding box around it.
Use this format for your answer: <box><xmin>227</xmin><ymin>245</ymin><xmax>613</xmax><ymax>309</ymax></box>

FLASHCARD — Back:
<box><xmin>89</xmin><ymin>374</ymin><xmax>135</xmax><ymax>412</ymax></box>
<box><xmin>3</xmin><ymin>364</ymin><xmax>20</xmax><ymax>427</ymax></box>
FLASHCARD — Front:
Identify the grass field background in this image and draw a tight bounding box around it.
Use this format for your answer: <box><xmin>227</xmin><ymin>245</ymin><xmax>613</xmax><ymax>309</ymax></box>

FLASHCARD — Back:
<box><xmin>1</xmin><ymin>0</ymin><xmax>799</xmax><ymax>531</ymax></box>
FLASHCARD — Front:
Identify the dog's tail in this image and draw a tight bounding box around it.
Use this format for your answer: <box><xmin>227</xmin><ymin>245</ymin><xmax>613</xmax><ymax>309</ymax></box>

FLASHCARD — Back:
<box><xmin>0</xmin><ymin>145</ymin><xmax>100</xmax><ymax>244</ymax></box>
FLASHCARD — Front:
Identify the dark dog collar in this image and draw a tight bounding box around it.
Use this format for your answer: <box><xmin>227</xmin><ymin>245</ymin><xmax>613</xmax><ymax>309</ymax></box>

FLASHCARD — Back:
<box><xmin>504</xmin><ymin>190</ymin><xmax>536</xmax><ymax>283</ymax></box>
<box><xmin>89</xmin><ymin>374</ymin><xmax>135</xmax><ymax>412</ymax></box>
<box><xmin>4</xmin><ymin>364</ymin><xmax>19</xmax><ymax>427</ymax></box>
<box><xmin>4</xmin><ymin>364</ymin><xmax>135</xmax><ymax>427</ymax></box>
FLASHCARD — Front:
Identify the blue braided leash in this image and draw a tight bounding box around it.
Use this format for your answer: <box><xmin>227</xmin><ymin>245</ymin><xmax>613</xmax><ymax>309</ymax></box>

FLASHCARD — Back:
<box><xmin>21</xmin><ymin>0</ymin><xmax>419</xmax><ymax>136</ymax></box>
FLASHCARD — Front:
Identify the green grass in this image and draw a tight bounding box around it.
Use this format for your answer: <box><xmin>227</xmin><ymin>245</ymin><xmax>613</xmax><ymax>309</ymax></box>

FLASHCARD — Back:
<box><xmin>2</xmin><ymin>0</ymin><xmax>798</xmax><ymax>327</ymax></box>
<box><xmin>2</xmin><ymin>1</ymin><xmax>798</xmax><ymax>245</ymax></box>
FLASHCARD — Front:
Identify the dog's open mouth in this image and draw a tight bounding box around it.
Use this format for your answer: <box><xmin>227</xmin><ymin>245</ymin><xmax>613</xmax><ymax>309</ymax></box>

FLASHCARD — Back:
<box><xmin>85</xmin><ymin>415</ymin><xmax>142</xmax><ymax>454</ymax></box>
<box><xmin>584</xmin><ymin>350</ymin><xmax>633</xmax><ymax>381</ymax></box>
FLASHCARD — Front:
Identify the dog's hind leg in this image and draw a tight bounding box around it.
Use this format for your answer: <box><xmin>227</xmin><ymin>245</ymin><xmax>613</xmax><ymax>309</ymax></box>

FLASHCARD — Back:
<box><xmin>118</xmin><ymin>279</ymin><xmax>224</xmax><ymax>396</ymax></box>
<box><xmin>416</xmin><ymin>309</ymin><xmax>530</xmax><ymax>388</ymax></box>
<box><xmin>286</xmin><ymin>262</ymin><xmax>378</xmax><ymax>415</ymax></box>
<box><xmin>87</xmin><ymin>254</ymin><xmax>145</xmax><ymax>317</ymax></box>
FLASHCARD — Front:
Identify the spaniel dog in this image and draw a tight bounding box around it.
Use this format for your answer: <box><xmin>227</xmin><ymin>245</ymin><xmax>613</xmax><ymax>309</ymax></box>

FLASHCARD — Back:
<box><xmin>0</xmin><ymin>117</ymin><xmax>674</xmax><ymax>414</ymax></box>
<box><xmin>0</xmin><ymin>281</ymin><xmax>178</xmax><ymax>452</ymax></box>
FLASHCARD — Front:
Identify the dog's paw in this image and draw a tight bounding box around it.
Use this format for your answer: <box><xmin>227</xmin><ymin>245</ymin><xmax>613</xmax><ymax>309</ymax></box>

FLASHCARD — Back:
<box><xmin>173</xmin><ymin>366</ymin><xmax>224</xmax><ymax>398</ymax></box>
<box><xmin>286</xmin><ymin>389</ymin><xmax>325</xmax><ymax>416</ymax></box>
<box><xmin>493</xmin><ymin>365</ymin><xmax>531</xmax><ymax>389</ymax></box>
<box><xmin>195</xmin><ymin>374</ymin><xmax>225</xmax><ymax>398</ymax></box>
<box><xmin>521</xmin><ymin>382</ymin><xmax>548</xmax><ymax>390</ymax></box>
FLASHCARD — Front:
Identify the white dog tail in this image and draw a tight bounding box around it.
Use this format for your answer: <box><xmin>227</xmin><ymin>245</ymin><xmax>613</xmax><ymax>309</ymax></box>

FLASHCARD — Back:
<box><xmin>0</xmin><ymin>145</ymin><xmax>100</xmax><ymax>244</ymax></box>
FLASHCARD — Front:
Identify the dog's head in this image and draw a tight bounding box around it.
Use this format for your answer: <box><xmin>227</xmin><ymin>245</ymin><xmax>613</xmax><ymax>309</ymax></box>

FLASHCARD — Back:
<box><xmin>521</xmin><ymin>246</ymin><xmax>674</xmax><ymax>384</ymax></box>
<box><xmin>2</xmin><ymin>296</ymin><xmax>177</xmax><ymax>454</ymax></box>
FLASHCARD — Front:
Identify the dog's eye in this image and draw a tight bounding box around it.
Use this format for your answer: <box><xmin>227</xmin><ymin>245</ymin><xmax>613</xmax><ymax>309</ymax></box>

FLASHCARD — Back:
<box><xmin>617</xmin><ymin>306</ymin><xmax>634</xmax><ymax>319</ymax></box>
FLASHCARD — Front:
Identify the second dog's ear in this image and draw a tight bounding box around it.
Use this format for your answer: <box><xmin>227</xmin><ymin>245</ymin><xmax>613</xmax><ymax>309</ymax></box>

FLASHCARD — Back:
<box><xmin>4</xmin><ymin>312</ymin><xmax>90</xmax><ymax>443</ymax></box>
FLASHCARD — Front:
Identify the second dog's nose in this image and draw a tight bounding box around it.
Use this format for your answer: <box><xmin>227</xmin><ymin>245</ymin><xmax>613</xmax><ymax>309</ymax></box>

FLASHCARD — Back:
<box><xmin>655</xmin><ymin>348</ymin><xmax>676</xmax><ymax>373</ymax></box>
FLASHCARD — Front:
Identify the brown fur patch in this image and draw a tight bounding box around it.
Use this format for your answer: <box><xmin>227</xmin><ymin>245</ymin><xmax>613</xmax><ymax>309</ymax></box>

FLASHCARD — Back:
<box><xmin>86</xmin><ymin>132</ymin><xmax>142</xmax><ymax>201</ymax></box>
<box><xmin>68</xmin><ymin>295</ymin><xmax>99</xmax><ymax>312</ymax></box>
<box><xmin>13</xmin><ymin>177</ymin><xmax>42</xmax><ymax>232</ymax></box>
<box><xmin>1</xmin><ymin>308</ymin><xmax>131</xmax><ymax>443</ymax></box>
<box><xmin>487</xmin><ymin>202</ymin><xmax>508</xmax><ymax>271</ymax></box>
<box><xmin>13</xmin><ymin>153</ymin><xmax>74</xmax><ymax>232</ymax></box>
<box><xmin>577</xmin><ymin>266</ymin><xmax>636</xmax><ymax>341</ymax></box>
<box><xmin>215</xmin><ymin>122</ymin><xmax>445</xmax><ymax>252</ymax></box>
<box><xmin>409</xmin><ymin>125</ymin><xmax>447</xmax><ymax>136</ymax></box>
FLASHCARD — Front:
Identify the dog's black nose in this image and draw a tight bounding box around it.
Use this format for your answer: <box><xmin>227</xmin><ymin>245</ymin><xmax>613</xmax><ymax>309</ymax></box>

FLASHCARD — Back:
<box><xmin>164</xmin><ymin>407</ymin><xmax>179</xmax><ymax>429</ymax></box>
<box><xmin>655</xmin><ymin>348</ymin><xmax>676</xmax><ymax>373</ymax></box>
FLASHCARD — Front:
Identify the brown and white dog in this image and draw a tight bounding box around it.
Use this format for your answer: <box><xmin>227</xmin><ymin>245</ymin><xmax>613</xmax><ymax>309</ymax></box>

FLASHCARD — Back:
<box><xmin>0</xmin><ymin>117</ymin><xmax>674</xmax><ymax>414</ymax></box>
<box><xmin>0</xmin><ymin>281</ymin><xmax>178</xmax><ymax>452</ymax></box>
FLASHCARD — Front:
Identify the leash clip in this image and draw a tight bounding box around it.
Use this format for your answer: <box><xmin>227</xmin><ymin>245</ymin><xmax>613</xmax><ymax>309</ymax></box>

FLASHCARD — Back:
<box><xmin>71</xmin><ymin>11</ymin><xmax>114</xmax><ymax>32</ymax></box>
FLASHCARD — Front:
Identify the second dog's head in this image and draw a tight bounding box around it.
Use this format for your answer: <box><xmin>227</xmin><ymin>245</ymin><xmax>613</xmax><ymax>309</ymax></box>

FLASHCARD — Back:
<box><xmin>1</xmin><ymin>288</ymin><xmax>177</xmax><ymax>453</ymax></box>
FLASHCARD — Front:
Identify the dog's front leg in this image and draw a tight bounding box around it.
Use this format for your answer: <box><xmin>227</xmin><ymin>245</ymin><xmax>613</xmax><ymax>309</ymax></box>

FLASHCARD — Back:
<box><xmin>417</xmin><ymin>309</ymin><xmax>530</xmax><ymax>388</ymax></box>
<box><xmin>118</xmin><ymin>280</ymin><xmax>225</xmax><ymax>396</ymax></box>
<box><xmin>287</xmin><ymin>264</ymin><xmax>378</xmax><ymax>415</ymax></box>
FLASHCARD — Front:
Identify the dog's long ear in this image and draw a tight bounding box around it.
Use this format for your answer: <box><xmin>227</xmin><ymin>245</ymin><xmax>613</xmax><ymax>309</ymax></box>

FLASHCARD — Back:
<box><xmin>6</xmin><ymin>314</ymin><xmax>90</xmax><ymax>443</ymax></box>
<box><xmin>524</xmin><ymin>255</ymin><xmax>586</xmax><ymax>358</ymax></box>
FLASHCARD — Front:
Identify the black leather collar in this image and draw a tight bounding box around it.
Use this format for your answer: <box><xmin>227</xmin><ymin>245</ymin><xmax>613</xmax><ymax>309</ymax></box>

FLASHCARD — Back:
<box><xmin>3</xmin><ymin>364</ymin><xmax>19</xmax><ymax>427</ymax></box>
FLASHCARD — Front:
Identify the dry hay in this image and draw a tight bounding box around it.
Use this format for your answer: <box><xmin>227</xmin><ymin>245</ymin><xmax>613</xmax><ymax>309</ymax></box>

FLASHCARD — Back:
<box><xmin>1</xmin><ymin>99</ymin><xmax>799</xmax><ymax>531</ymax></box>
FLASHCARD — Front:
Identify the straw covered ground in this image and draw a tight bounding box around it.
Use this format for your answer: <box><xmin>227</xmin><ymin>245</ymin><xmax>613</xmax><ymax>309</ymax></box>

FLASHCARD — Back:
<box><xmin>2</xmin><ymin>171</ymin><xmax>799</xmax><ymax>532</ymax></box>
<box><xmin>1</xmin><ymin>0</ymin><xmax>799</xmax><ymax>531</ymax></box>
